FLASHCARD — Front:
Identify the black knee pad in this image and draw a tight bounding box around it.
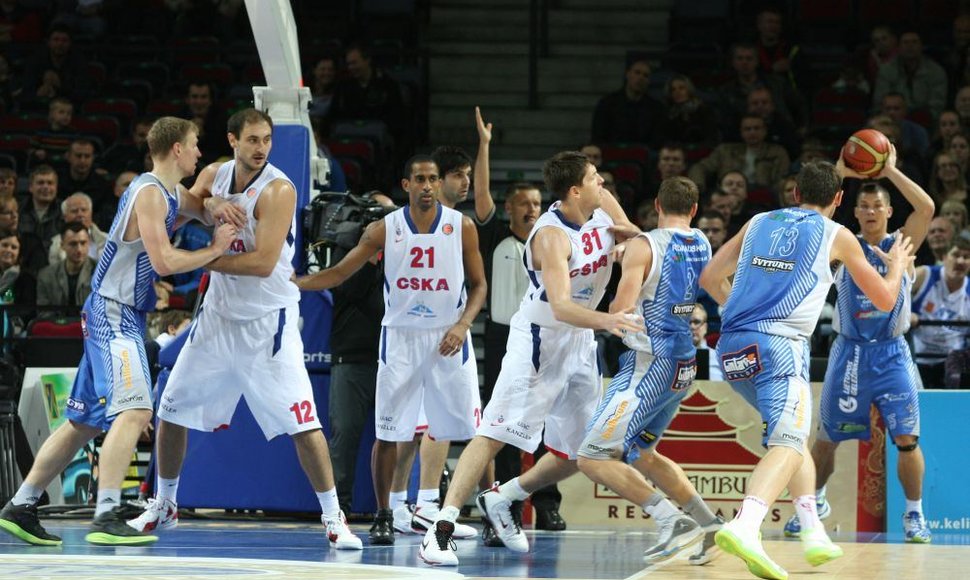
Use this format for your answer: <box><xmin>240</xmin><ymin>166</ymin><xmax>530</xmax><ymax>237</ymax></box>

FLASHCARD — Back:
<box><xmin>896</xmin><ymin>437</ymin><xmax>919</xmax><ymax>452</ymax></box>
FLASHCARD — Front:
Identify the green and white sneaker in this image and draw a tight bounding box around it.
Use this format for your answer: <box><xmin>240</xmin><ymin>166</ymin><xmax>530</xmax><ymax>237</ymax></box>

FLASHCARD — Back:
<box><xmin>715</xmin><ymin>520</ymin><xmax>788</xmax><ymax>580</ymax></box>
<box><xmin>800</xmin><ymin>526</ymin><xmax>844</xmax><ymax>566</ymax></box>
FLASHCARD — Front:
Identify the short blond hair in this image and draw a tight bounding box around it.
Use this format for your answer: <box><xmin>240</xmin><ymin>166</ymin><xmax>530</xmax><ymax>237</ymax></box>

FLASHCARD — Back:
<box><xmin>147</xmin><ymin>117</ymin><xmax>197</xmax><ymax>159</ymax></box>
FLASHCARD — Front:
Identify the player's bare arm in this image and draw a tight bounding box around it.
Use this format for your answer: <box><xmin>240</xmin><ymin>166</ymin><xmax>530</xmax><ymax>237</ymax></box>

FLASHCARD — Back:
<box><xmin>206</xmin><ymin>180</ymin><xmax>295</xmax><ymax>277</ymax></box>
<box><xmin>598</xmin><ymin>185</ymin><xmax>640</xmax><ymax>240</ymax></box>
<box><xmin>294</xmin><ymin>219</ymin><xmax>386</xmax><ymax>291</ymax></box>
<box><xmin>472</xmin><ymin>106</ymin><xmax>495</xmax><ymax>222</ymax></box>
<box><xmin>833</xmin><ymin>227</ymin><xmax>914</xmax><ymax>312</ymax></box>
<box><xmin>700</xmin><ymin>221</ymin><xmax>748</xmax><ymax>305</ymax></box>
<box><xmin>883</xmin><ymin>147</ymin><xmax>935</xmax><ymax>250</ymax></box>
<box><xmin>533</xmin><ymin>226</ymin><xmax>642</xmax><ymax>336</ymax></box>
<box><xmin>131</xmin><ymin>185</ymin><xmax>236</xmax><ymax>276</ymax></box>
<box><xmin>609</xmin><ymin>236</ymin><xmax>651</xmax><ymax>314</ymax></box>
<box><xmin>179</xmin><ymin>161</ymin><xmax>248</xmax><ymax>229</ymax></box>
<box><xmin>439</xmin><ymin>215</ymin><xmax>488</xmax><ymax>356</ymax></box>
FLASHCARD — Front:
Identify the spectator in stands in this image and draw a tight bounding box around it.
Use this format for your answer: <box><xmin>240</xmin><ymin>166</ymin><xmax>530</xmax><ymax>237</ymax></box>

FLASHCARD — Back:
<box><xmin>309</xmin><ymin>55</ymin><xmax>338</xmax><ymax>129</ymax></box>
<box><xmin>56</xmin><ymin>139</ymin><xmax>111</xmax><ymax>206</ymax></box>
<box><xmin>590</xmin><ymin>57</ymin><xmax>664</xmax><ymax>146</ymax></box>
<box><xmin>0</xmin><ymin>229</ymin><xmax>36</xmax><ymax>306</ymax></box>
<box><xmin>831</xmin><ymin>58</ymin><xmax>870</xmax><ymax>94</ymax></box>
<box><xmin>0</xmin><ymin>168</ymin><xmax>15</xmax><ymax>198</ymax></box>
<box><xmin>20</xmin><ymin>23</ymin><xmax>90</xmax><ymax>105</ymax></box>
<box><xmin>48</xmin><ymin>192</ymin><xmax>106</xmax><ymax>264</ymax></box>
<box><xmin>696</xmin><ymin>210</ymin><xmax>726</xmax><ymax>253</ymax></box>
<box><xmin>182</xmin><ymin>81</ymin><xmax>228</xmax><ymax>165</ymax></box>
<box><xmin>36</xmin><ymin>221</ymin><xmax>94</xmax><ymax>309</ymax></box>
<box><xmin>949</xmin><ymin>44</ymin><xmax>970</xmax><ymax>104</ymax></box>
<box><xmin>867</xmin><ymin>25</ymin><xmax>899</xmax><ymax>85</ymax></box>
<box><xmin>600</xmin><ymin>170</ymin><xmax>620</xmax><ymax>203</ymax></box>
<box><xmin>687</xmin><ymin>114</ymin><xmax>790</xmax><ymax>191</ymax></box>
<box><xmin>690</xmin><ymin>302</ymin><xmax>722</xmax><ymax>381</ymax></box>
<box><xmin>705</xmin><ymin>190</ymin><xmax>737</xmax><ymax>237</ymax></box>
<box><xmin>948</xmin><ymin>133</ymin><xmax>970</xmax><ymax>179</ymax></box>
<box><xmin>635</xmin><ymin>198</ymin><xmax>658</xmax><ymax>231</ymax></box>
<box><xmin>29</xmin><ymin>97</ymin><xmax>74</xmax><ymax>165</ymax></box>
<box><xmin>744</xmin><ymin>86</ymin><xmax>800</xmax><ymax>159</ymax></box>
<box><xmin>776</xmin><ymin>174</ymin><xmax>798</xmax><ymax>207</ymax></box>
<box><xmin>0</xmin><ymin>0</ymin><xmax>44</xmax><ymax>44</ymax></box>
<box><xmin>941</xmin><ymin>199</ymin><xmax>969</xmax><ymax>233</ymax></box>
<box><xmin>929</xmin><ymin>110</ymin><xmax>962</xmax><ymax>162</ymax></box>
<box><xmin>717</xmin><ymin>42</ymin><xmax>806</xmax><ymax>137</ymax></box>
<box><xmin>924</xmin><ymin>216</ymin><xmax>955</xmax><ymax>265</ymax></box>
<box><xmin>947</xmin><ymin>16</ymin><xmax>970</xmax><ymax>98</ymax></box>
<box><xmin>873</xmin><ymin>30</ymin><xmax>947</xmax><ymax>121</ymax></box>
<box><xmin>18</xmin><ymin>165</ymin><xmax>62</xmax><ymax>255</ymax></box>
<box><xmin>51</xmin><ymin>0</ymin><xmax>107</xmax><ymax>40</ymax></box>
<box><xmin>754</xmin><ymin>6</ymin><xmax>811</xmax><ymax>96</ymax></box>
<box><xmin>153</xmin><ymin>309</ymin><xmax>192</xmax><ymax>350</ymax></box>
<box><xmin>580</xmin><ymin>143</ymin><xmax>602</xmax><ymax>168</ymax></box>
<box><xmin>99</xmin><ymin>116</ymin><xmax>152</xmax><ymax>176</ymax></box>
<box><xmin>657</xmin><ymin>74</ymin><xmax>718</xmax><ymax>147</ymax></box>
<box><xmin>330</xmin><ymin>42</ymin><xmax>407</xmax><ymax>155</ymax></box>
<box><xmin>0</xmin><ymin>196</ymin><xmax>43</xmax><ymax>275</ymax></box>
<box><xmin>880</xmin><ymin>93</ymin><xmax>931</xmax><ymax>161</ymax></box>
<box><xmin>94</xmin><ymin>170</ymin><xmax>134</xmax><ymax>232</ymax></box>
<box><xmin>929</xmin><ymin>152</ymin><xmax>968</xmax><ymax>206</ymax></box>
<box><xmin>647</xmin><ymin>144</ymin><xmax>687</xmax><ymax>197</ymax></box>
<box><xmin>911</xmin><ymin>235</ymin><xmax>970</xmax><ymax>386</ymax></box>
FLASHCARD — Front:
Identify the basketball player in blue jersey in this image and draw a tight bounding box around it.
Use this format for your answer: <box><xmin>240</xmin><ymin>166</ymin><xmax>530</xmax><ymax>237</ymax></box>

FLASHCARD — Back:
<box><xmin>700</xmin><ymin>160</ymin><xmax>914</xmax><ymax>580</ymax></box>
<box><xmin>419</xmin><ymin>151</ymin><xmax>644</xmax><ymax>566</ymax></box>
<box><xmin>294</xmin><ymin>154</ymin><xmax>487</xmax><ymax>545</ymax></box>
<box><xmin>783</xmin><ymin>147</ymin><xmax>935</xmax><ymax>544</ymax></box>
<box><xmin>0</xmin><ymin>117</ymin><xmax>239</xmax><ymax>547</ymax></box>
<box><xmin>129</xmin><ymin>109</ymin><xmax>362</xmax><ymax>550</ymax></box>
<box><xmin>577</xmin><ymin>176</ymin><xmax>723</xmax><ymax>567</ymax></box>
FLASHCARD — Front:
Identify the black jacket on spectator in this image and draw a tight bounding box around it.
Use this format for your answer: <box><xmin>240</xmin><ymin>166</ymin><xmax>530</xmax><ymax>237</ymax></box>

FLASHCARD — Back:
<box><xmin>330</xmin><ymin>71</ymin><xmax>406</xmax><ymax>145</ymax></box>
<box><xmin>17</xmin><ymin>201</ymin><xmax>62</xmax><ymax>254</ymax></box>
<box><xmin>56</xmin><ymin>168</ymin><xmax>111</xmax><ymax>207</ymax></box>
<box><xmin>591</xmin><ymin>90</ymin><xmax>665</xmax><ymax>146</ymax></box>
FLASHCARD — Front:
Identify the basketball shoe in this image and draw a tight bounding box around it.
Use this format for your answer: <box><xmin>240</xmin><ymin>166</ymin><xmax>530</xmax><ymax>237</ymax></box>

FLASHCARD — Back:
<box><xmin>783</xmin><ymin>492</ymin><xmax>831</xmax><ymax>538</ymax></box>
<box><xmin>642</xmin><ymin>514</ymin><xmax>703</xmax><ymax>564</ymax></box>
<box><xmin>411</xmin><ymin>502</ymin><xmax>478</xmax><ymax>539</ymax></box>
<box><xmin>419</xmin><ymin>520</ymin><xmax>459</xmax><ymax>566</ymax></box>
<box><xmin>393</xmin><ymin>504</ymin><xmax>415</xmax><ymax>534</ymax></box>
<box><xmin>325</xmin><ymin>510</ymin><xmax>363</xmax><ymax>550</ymax></box>
<box><xmin>88</xmin><ymin>507</ymin><xmax>158</xmax><ymax>546</ymax></box>
<box><xmin>127</xmin><ymin>498</ymin><xmax>179</xmax><ymax>532</ymax></box>
<box><xmin>689</xmin><ymin>516</ymin><xmax>724</xmax><ymax>566</ymax></box>
<box><xmin>715</xmin><ymin>519</ymin><xmax>788</xmax><ymax>580</ymax></box>
<box><xmin>800</xmin><ymin>526</ymin><xmax>843</xmax><ymax>566</ymax></box>
<box><xmin>0</xmin><ymin>502</ymin><xmax>62</xmax><ymax>546</ymax></box>
<box><xmin>477</xmin><ymin>486</ymin><xmax>528</xmax><ymax>553</ymax></box>
<box><xmin>903</xmin><ymin>511</ymin><xmax>932</xmax><ymax>543</ymax></box>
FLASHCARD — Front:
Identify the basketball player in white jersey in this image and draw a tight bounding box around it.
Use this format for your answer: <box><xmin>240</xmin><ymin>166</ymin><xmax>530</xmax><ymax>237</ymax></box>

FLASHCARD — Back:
<box><xmin>294</xmin><ymin>154</ymin><xmax>487</xmax><ymax>544</ymax></box>
<box><xmin>0</xmin><ymin>117</ymin><xmax>238</xmax><ymax>547</ymax></box>
<box><xmin>419</xmin><ymin>151</ymin><xmax>644</xmax><ymax>566</ymax></box>
<box><xmin>128</xmin><ymin>109</ymin><xmax>362</xmax><ymax>550</ymax></box>
<box><xmin>577</xmin><ymin>176</ymin><xmax>723</xmax><ymax>566</ymax></box>
<box><xmin>700</xmin><ymin>160</ymin><xmax>913</xmax><ymax>579</ymax></box>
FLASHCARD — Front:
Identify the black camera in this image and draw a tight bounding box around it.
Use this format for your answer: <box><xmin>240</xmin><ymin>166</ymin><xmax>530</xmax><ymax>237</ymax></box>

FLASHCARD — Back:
<box><xmin>302</xmin><ymin>192</ymin><xmax>393</xmax><ymax>269</ymax></box>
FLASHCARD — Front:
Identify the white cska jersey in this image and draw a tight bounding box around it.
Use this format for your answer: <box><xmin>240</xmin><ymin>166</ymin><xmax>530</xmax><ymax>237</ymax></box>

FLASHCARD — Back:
<box><xmin>382</xmin><ymin>204</ymin><xmax>467</xmax><ymax>329</ymax></box>
<box><xmin>202</xmin><ymin>160</ymin><xmax>301</xmax><ymax>320</ymax></box>
<box><xmin>517</xmin><ymin>202</ymin><xmax>615</xmax><ymax>329</ymax></box>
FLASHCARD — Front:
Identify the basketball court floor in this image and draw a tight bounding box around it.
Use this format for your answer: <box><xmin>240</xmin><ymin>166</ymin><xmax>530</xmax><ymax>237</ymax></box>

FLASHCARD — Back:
<box><xmin>1</xmin><ymin>518</ymin><xmax>967</xmax><ymax>579</ymax></box>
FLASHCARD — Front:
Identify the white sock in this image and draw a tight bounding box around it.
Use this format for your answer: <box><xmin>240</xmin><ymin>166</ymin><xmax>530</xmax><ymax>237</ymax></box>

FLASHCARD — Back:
<box><xmin>11</xmin><ymin>482</ymin><xmax>44</xmax><ymax>507</ymax></box>
<box><xmin>389</xmin><ymin>490</ymin><xmax>407</xmax><ymax>510</ymax></box>
<box><xmin>794</xmin><ymin>495</ymin><xmax>822</xmax><ymax>531</ymax></box>
<box><xmin>316</xmin><ymin>488</ymin><xmax>341</xmax><ymax>521</ymax></box>
<box><xmin>417</xmin><ymin>488</ymin><xmax>439</xmax><ymax>509</ymax></box>
<box><xmin>734</xmin><ymin>496</ymin><xmax>769</xmax><ymax>533</ymax></box>
<box><xmin>156</xmin><ymin>476</ymin><xmax>179</xmax><ymax>505</ymax></box>
<box><xmin>906</xmin><ymin>498</ymin><xmax>923</xmax><ymax>514</ymax></box>
<box><xmin>436</xmin><ymin>505</ymin><xmax>460</xmax><ymax>523</ymax></box>
<box><xmin>498</xmin><ymin>478</ymin><xmax>530</xmax><ymax>502</ymax></box>
<box><xmin>95</xmin><ymin>489</ymin><xmax>121</xmax><ymax>517</ymax></box>
<box><xmin>642</xmin><ymin>493</ymin><xmax>680</xmax><ymax>522</ymax></box>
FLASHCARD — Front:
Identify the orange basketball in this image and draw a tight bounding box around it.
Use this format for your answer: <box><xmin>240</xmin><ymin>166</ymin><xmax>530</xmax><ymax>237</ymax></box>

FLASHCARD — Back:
<box><xmin>842</xmin><ymin>129</ymin><xmax>891</xmax><ymax>176</ymax></box>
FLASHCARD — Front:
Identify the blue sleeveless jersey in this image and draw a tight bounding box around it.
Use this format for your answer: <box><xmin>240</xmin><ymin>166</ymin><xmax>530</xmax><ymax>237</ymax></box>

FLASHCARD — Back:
<box><xmin>92</xmin><ymin>173</ymin><xmax>180</xmax><ymax>311</ymax></box>
<box><xmin>624</xmin><ymin>228</ymin><xmax>711</xmax><ymax>359</ymax></box>
<box><xmin>832</xmin><ymin>234</ymin><xmax>912</xmax><ymax>341</ymax></box>
<box><xmin>721</xmin><ymin>208</ymin><xmax>840</xmax><ymax>339</ymax></box>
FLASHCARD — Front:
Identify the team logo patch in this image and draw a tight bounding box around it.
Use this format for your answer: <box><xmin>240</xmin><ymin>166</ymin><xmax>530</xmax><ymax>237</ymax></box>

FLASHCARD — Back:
<box><xmin>671</xmin><ymin>359</ymin><xmax>696</xmax><ymax>391</ymax></box>
<box><xmin>442</xmin><ymin>223</ymin><xmax>454</xmax><ymax>235</ymax></box>
<box><xmin>721</xmin><ymin>344</ymin><xmax>763</xmax><ymax>381</ymax></box>
<box><xmin>638</xmin><ymin>430</ymin><xmax>657</xmax><ymax>445</ymax></box>
<box><xmin>66</xmin><ymin>397</ymin><xmax>86</xmax><ymax>412</ymax></box>
<box><xmin>246</xmin><ymin>187</ymin><xmax>257</xmax><ymax>198</ymax></box>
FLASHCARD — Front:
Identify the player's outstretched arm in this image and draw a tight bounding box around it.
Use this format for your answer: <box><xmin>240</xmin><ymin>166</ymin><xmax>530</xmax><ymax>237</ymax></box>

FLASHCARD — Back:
<box><xmin>294</xmin><ymin>219</ymin><xmax>385</xmax><ymax>291</ymax></box>
<box><xmin>599</xmin><ymin>185</ymin><xmax>640</xmax><ymax>241</ymax></box>
<box><xmin>881</xmin><ymin>146</ymin><xmax>935</xmax><ymax>250</ymax></box>
<box><xmin>472</xmin><ymin>106</ymin><xmax>496</xmax><ymax>223</ymax></box>
<box><xmin>134</xmin><ymin>185</ymin><xmax>236</xmax><ymax>276</ymax></box>
<box><xmin>535</xmin><ymin>227</ymin><xmax>643</xmax><ymax>336</ymax></box>
<box><xmin>834</xmin><ymin>228</ymin><xmax>914</xmax><ymax>311</ymax></box>
<box><xmin>609</xmin><ymin>236</ymin><xmax>651</xmax><ymax>314</ymax></box>
<box><xmin>438</xmin><ymin>216</ymin><xmax>488</xmax><ymax>356</ymax></box>
<box><xmin>177</xmin><ymin>162</ymin><xmax>247</xmax><ymax>228</ymax></box>
<box><xmin>206</xmin><ymin>180</ymin><xmax>295</xmax><ymax>277</ymax></box>
<box><xmin>700</xmin><ymin>221</ymin><xmax>749</xmax><ymax>305</ymax></box>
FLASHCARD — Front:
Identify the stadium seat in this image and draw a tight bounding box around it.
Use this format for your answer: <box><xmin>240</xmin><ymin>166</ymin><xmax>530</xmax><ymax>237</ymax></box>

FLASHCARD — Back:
<box><xmin>115</xmin><ymin>61</ymin><xmax>171</xmax><ymax>95</ymax></box>
<box><xmin>812</xmin><ymin>108</ymin><xmax>866</xmax><ymax>128</ymax></box>
<box><xmin>86</xmin><ymin>61</ymin><xmax>108</xmax><ymax>90</ymax></box>
<box><xmin>147</xmin><ymin>98</ymin><xmax>184</xmax><ymax>117</ymax></box>
<box><xmin>82</xmin><ymin>98</ymin><xmax>138</xmax><ymax>130</ymax></box>
<box><xmin>180</xmin><ymin>63</ymin><xmax>234</xmax><ymax>86</ymax></box>
<box><xmin>0</xmin><ymin>114</ymin><xmax>48</xmax><ymax>134</ymax></box>
<box><xmin>325</xmin><ymin>139</ymin><xmax>376</xmax><ymax>166</ymax></box>
<box><xmin>170</xmin><ymin>35</ymin><xmax>221</xmax><ymax>64</ymax></box>
<box><xmin>814</xmin><ymin>88</ymin><xmax>869</xmax><ymax>110</ymax></box>
<box><xmin>0</xmin><ymin>134</ymin><xmax>31</xmax><ymax>172</ymax></box>
<box><xmin>601</xmin><ymin>143</ymin><xmax>651</xmax><ymax>168</ymax></box>
<box><xmin>605</xmin><ymin>162</ymin><xmax>644</xmax><ymax>192</ymax></box>
<box><xmin>72</xmin><ymin>115</ymin><xmax>122</xmax><ymax>149</ymax></box>
<box><xmin>28</xmin><ymin>319</ymin><xmax>83</xmax><ymax>338</ymax></box>
<box><xmin>339</xmin><ymin>158</ymin><xmax>362</xmax><ymax>192</ymax></box>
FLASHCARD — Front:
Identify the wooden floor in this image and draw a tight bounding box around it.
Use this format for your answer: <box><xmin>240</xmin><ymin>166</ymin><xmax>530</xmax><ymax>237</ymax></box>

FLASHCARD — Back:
<box><xmin>0</xmin><ymin>519</ymin><xmax>967</xmax><ymax>579</ymax></box>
